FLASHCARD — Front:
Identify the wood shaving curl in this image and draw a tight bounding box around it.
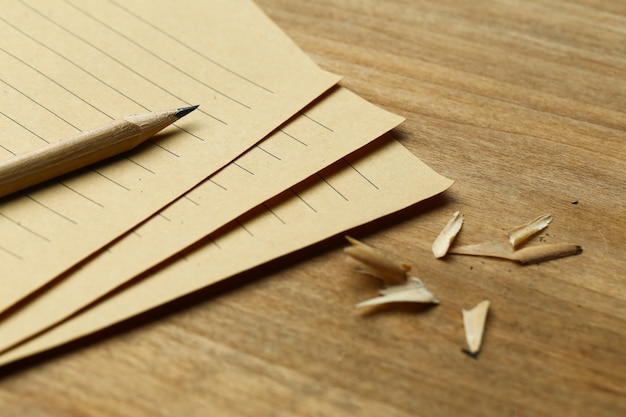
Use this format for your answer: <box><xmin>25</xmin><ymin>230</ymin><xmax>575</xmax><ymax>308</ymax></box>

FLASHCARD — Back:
<box><xmin>344</xmin><ymin>236</ymin><xmax>439</xmax><ymax>307</ymax></box>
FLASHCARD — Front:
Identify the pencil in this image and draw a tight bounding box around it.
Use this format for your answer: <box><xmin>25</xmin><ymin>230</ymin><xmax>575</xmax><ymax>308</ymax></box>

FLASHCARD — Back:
<box><xmin>0</xmin><ymin>105</ymin><xmax>198</xmax><ymax>198</ymax></box>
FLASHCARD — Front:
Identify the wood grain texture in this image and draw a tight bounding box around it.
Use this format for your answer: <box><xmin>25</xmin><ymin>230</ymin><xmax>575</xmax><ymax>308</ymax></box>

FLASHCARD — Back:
<box><xmin>0</xmin><ymin>1</ymin><xmax>624</xmax><ymax>416</ymax></box>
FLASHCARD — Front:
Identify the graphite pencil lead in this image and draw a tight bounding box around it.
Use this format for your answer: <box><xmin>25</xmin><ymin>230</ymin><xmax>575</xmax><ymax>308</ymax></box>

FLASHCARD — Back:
<box><xmin>175</xmin><ymin>105</ymin><xmax>200</xmax><ymax>119</ymax></box>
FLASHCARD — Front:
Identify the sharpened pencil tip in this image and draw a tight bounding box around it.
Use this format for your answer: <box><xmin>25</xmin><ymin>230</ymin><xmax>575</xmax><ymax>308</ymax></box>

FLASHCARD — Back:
<box><xmin>175</xmin><ymin>105</ymin><xmax>199</xmax><ymax>119</ymax></box>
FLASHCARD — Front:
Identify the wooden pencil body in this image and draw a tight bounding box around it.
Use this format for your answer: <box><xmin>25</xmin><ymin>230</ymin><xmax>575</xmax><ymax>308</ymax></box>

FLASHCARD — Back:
<box><xmin>0</xmin><ymin>111</ymin><xmax>179</xmax><ymax>198</ymax></box>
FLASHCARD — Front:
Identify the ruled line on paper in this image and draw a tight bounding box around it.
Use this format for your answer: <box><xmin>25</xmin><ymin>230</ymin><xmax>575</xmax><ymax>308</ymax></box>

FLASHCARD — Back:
<box><xmin>280</xmin><ymin>129</ymin><xmax>308</xmax><ymax>146</ymax></box>
<box><xmin>61</xmin><ymin>0</ymin><xmax>251</xmax><ymax>110</ymax></box>
<box><xmin>0</xmin><ymin>245</ymin><xmax>22</xmax><ymax>260</ymax></box>
<box><xmin>173</xmin><ymin>126</ymin><xmax>204</xmax><ymax>142</ymax></box>
<box><xmin>3</xmin><ymin>48</ymin><xmax>190</xmax><ymax>158</ymax></box>
<box><xmin>90</xmin><ymin>169</ymin><xmax>131</xmax><ymax>191</ymax></box>
<box><xmin>2</xmin><ymin>10</ymin><xmax>227</xmax><ymax>145</ymax></box>
<box><xmin>232</xmin><ymin>162</ymin><xmax>255</xmax><ymax>176</ymax></box>
<box><xmin>0</xmin><ymin>111</ymin><xmax>44</xmax><ymax>147</ymax></box>
<box><xmin>290</xmin><ymin>189</ymin><xmax>317</xmax><ymax>213</ymax></box>
<box><xmin>236</xmin><ymin>220</ymin><xmax>254</xmax><ymax>237</ymax></box>
<box><xmin>263</xmin><ymin>203</ymin><xmax>286</xmax><ymax>225</ymax></box>
<box><xmin>0</xmin><ymin>212</ymin><xmax>50</xmax><ymax>242</ymax></box>
<box><xmin>148</xmin><ymin>140</ymin><xmax>180</xmax><ymax>158</ymax></box>
<box><xmin>316</xmin><ymin>173</ymin><xmax>349</xmax><ymax>201</ymax></box>
<box><xmin>256</xmin><ymin>145</ymin><xmax>282</xmax><ymax>161</ymax></box>
<box><xmin>25</xmin><ymin>195</ymin><xmax>77</xmax><ymax>225</ymax></box>
<box><xmin>343</xmin><ymin>158</ymin><xmax>379</xmax><ymax>190</ymax></box>
<box><xmin>183</xmin><ymin>195</ymin><xmax>199</xmax><ymax>206</ymax></box>
<box><xmin>104</xmin><ymin>0</ymin><xmax>275</xmax><ymax>94</ymax></box>
<box><xmin>126</xmin><ymin>158</ymin><xmax>156</xmax><ymax>175</ymax></box>
<box><xmin>300</xmin><ymin>113</ymin><xmax>335</xmax><ymax>132</ymax></box>
<box><xmin>0</xmin><ymin>46</ymin><xmax>113</xmax><ymax>120</ymax></box>
<box><xmin>210</xmin><ymin>238</ymin><xmax>222</xmax><ymax>250</ymax></box>
<box><xmin>1</xmin><ymin>63</ymin><xmax>180</xmax><ymax>187</ymax></box>
<box><xmin>0</xmin><ymin>77</ymin><xmax>81</xmax><ymax>134</ymax></box>
<box><xmin>208</xmin><ymin>179</ymin><xmax>227</xmax><ymax>191</ymax></box>
<box><xmin>0</xmin><ymin>143</ymin><xmax>16</xmax><ymax>156</ymax></box>
<box><xmin>59</xmin><ymin>183</ymin><xmax>104</xmax><ymax>208</ymax></box>
<box><xmin>16</xmin><ymin>0</ymin><xmax>228</xmax><ymax>125</ymax></box>
<box><xmin>0</xmin><ymin>15</ymin><xmax>149</xmax><ymax>112</ymax></box>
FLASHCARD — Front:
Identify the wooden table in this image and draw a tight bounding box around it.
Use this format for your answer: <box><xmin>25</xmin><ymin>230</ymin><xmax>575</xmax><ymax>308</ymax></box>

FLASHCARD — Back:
<box><xmin>1</xmin><ymin>1</ymin><xmax>624</xmax><ymax>415</ymax></box>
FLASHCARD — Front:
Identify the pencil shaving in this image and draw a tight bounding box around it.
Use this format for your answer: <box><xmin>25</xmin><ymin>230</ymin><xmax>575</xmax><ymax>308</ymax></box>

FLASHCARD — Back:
<box><xmin>508</xmin><ymin>214</ymin><xmax>553</xmax><ymax>248</ymax></box>
<box><xmin>432</xmin><ymin>211</ymin><xmax>463</xmax><ymax>258</ymax></box>
<box><xmin>449</xmin><ymin>240</ymin><xmax>515</xmax><ymax>260</ymax></box>
<box><xmin>356</xmin><ymin>277</ymin><xmax>439</xmax><ymax>308</ymax></box>
<box><xmin>344</xmin><ymin>236</ymin><xmax>410</xmax><ymax>284</ymax></box>
<box><xmin>463</xmin><ymin>300</ymin><xmax>490</xmax><ymax>355</ymax></box>
<box><xmin>450</xmin><ymin>241</ymin><xmax>581</xmax><ymax>264</ymax></box>
<box><xmin>514</xmin><ymin>243</ymin><xmax>582</xmax><ymax>264</ymax></box>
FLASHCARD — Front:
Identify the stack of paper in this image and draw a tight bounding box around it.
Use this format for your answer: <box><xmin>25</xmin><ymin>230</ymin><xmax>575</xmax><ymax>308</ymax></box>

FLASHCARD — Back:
<box><xmin>0</xmin><ymin>0</ymin><xmax>452</xmax><ymax>366</ymax></box>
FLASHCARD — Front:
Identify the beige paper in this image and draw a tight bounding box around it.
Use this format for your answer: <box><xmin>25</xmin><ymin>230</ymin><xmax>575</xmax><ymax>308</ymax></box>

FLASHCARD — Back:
<box><xmin>0</xmin><ymin>0</ymin><xmax>339</xmax><ymax>311</ymax></box>
<box><xmin>0</xmin><ymin>137</ymin><xmax>453</xmax><ymax>365</ymax></box>
<box><xmin>0</xmin><ymin>87</ymin><xmax>404</xmax><ymax>353</ymax></box>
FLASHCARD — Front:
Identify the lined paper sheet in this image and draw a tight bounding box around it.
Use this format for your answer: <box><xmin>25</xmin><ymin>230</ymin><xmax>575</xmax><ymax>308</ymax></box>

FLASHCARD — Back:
<box><xmin>0</xmin><ymin>138</ymin><xmax>453</xmax><ymax>365</ymax></box>
<box><xmin>0</xmin><ymin>0</ymin><xmax>339</xmax><ymax>312</ymax></box>
<box><xmin>0</xmin><ymin>87</ymin><xmax>404</xmax><ymax>353</ymax></box>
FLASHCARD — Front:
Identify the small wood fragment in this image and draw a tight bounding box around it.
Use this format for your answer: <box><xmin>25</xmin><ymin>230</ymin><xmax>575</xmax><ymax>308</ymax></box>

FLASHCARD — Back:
<box><xmin>508</xmin><ymin>214</ymin><xmax>553</xmax><ymax>248</ymax></box>
<box><xmin>432</xmin><ymin>211</ymin><xmax>464</xmax><ymax>258</ymax></box>
<box><xmin>450</xmin><ymin>242</ymin><xmax>581</xmax><ymax>264</ymax></box>
<box><xmin>344</xmin><ymin>236</ymin><xmax>410</xmax><ymax>284</ymax></box>
<box><xmin>356</xmin><ymin>277</ymin><xmax>440</xmax><ymax>308</ymax></box>
<box><xmin>514</xmin><ymin>243</ymin><xmax>582</xmax><ymax>264</ymax></box>
<box><xmin>449</xmin><ymin>240</ymin><xmax>514</xmax><ymax>260</ymax></box>
<box><xmin>462</xmin><ymin>300</ymin><xmax>490</xmax><ymax>356</ymax></box>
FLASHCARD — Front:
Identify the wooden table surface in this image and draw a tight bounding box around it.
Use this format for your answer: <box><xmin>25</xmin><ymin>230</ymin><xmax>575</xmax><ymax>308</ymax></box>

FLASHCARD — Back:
<box><xmin>1</xmin><ymin>1</ymin><xmax>624</xmax><ymax>416</ymax></box>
